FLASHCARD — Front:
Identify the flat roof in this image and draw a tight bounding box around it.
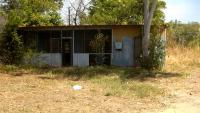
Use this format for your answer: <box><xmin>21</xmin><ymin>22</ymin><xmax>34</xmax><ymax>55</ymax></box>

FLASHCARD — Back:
<box><xmin>18</xmin><ymin>25</ymin><xmax>143</xmax><ymax>31</ymax></box>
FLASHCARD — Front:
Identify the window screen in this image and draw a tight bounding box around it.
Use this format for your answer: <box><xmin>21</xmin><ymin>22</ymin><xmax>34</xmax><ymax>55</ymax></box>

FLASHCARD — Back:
<box><xmin>84</xmin><ymin>30</ymin><xmax>98</xmax><ymax>53</ymax></box>
<box><xmin>51</xmin><ymin>38</ymin><xmax>61</xmax><ymax>53</ymax></box>
<box><xmin>62</xmin><ymin>30</ymin><xmax>73</xmax><ymax>37</ymax></box>
<box><xmin>22</xmin><ymin>31</ymin><xmax>37</xmax><ymax>49</ymax></box>
<box><xmin>38</xmin><ymin>31</ymin><xmax>61</xmax><ymax>53</ymax></box>
<box><xmin>101</xmin><ymin>30</ymin><xmax>112</xmax><ymax>53</ymax></box>
<box><xmin>74</xmin><ymin>29</ymin><xmax>112</xmax><ymax>53</ymax></box>
<box><xmin>51</xmin><ymin>31</ymin><xmax>61</xmax><ymax>53</ymax></box>
<box><xmin>74</xmin><ymin>30</ymin><xmax>84</xmax><ymax>53</ymax></box>
<box><xmin>38</xmin><ymin>31</ymin><xmax>50</xmax><ymax>53</ymax></box>
<box><xmin>52</xmin><ymin>31</ymin><xmax>61</xmax><ymax>38</ymax></box>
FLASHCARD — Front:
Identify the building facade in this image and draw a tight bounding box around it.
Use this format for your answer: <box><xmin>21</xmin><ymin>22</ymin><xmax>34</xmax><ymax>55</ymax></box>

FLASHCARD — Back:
<box><xmin>18</xmin><ymin>25</ymin><xmax>165</xmax><ymax>67</ymax></box>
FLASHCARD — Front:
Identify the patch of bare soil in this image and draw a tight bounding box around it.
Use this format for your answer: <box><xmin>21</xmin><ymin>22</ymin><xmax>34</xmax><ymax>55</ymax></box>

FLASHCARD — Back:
<box><xmin>155</xmin><ymin>68</ymin><xmax>200</xmax><ymax>113</ymax></box>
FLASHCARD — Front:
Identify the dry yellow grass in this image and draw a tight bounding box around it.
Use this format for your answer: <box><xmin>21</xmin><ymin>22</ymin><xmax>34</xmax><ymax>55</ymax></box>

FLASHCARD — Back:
<box><xmin>0</xmin><ymin>73</ymin><xmax>165</xmax><ymax>113</ymax></box>
<box><xmin>155</xmin><ymin>46</ymin><xmax>200</xmax><ymax>113</ymax></box>
<box><xmin>164</xmin><ymin>46</ymin><xmax>200</xmax><ymax>73</ymax></box>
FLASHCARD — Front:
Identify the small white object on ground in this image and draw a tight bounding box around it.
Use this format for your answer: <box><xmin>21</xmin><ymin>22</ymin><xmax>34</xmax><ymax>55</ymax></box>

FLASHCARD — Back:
<box><xmin>73</xmin><ymin>85</ymin><xmax>82</xmax><ymax>90</ymax></box>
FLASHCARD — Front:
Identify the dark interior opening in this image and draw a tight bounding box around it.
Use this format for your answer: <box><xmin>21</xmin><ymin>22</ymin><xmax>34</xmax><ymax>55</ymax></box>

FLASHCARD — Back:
<box><xmin>74</xmin><ymin>30</ymin><xmax>85</xmax><ymax>53</ymax></box>
<box><xmin>62</xmin><ymin>39</ymin><xmax>72</xmax><ymax>66</ymax></box>
<box><xmin>38</xmin><ymin>31</ymin><xmax>51</xmax><ymax>53</ymax></box>
<box><xmin>62</xmin><ymin>30</ymin><xmax>73</xmax><ymax>37</ymax></box>
<box><xmin>21</xmin><ymin>31</ymin><xmax>37</xmax><ymax>50</ymax></box>
<box><xmin>37</xmin><ymin>30</ymin><xmax>61</xmax><ymax>53</ymax></box>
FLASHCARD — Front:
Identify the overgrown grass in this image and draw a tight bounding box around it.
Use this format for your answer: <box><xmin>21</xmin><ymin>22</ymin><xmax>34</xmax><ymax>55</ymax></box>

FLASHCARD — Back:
<box><xmin>3</xmin><ymin>45</ymin><xmax>197</xmax><ymax>99</ymax></box>
<box><xmin>0</xmin><ymin>65</ymin><xmax>145</xmax><ymax>79</ymax></box>
<box><xmin>90</xmin><ymin>75</ymin><xmax>162</xmax><ymax>98</ymax></box>
<box><xmin>164</xmin><ymin>46</ymin><xmax>200</xmax><ymax>73</ymax></box>
<box><xmin>0</xmin><ymin>64</ymin><xmax>165</xmax><ymax>98</ymax></box>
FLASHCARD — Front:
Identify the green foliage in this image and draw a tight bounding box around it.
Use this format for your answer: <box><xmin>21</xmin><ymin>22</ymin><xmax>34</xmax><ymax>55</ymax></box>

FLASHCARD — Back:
<box><xmin>1</xmin><ymin>30</ymin><xmax>24</xmax><ymax>64</ymax></box>
<box><xmin>188</xmin><ymin>38</ymin><xmax>200</xmax><ymax>47</ymax></box>
<box><xmin>0</xmin><ymin>11</ymin><xmax>5</xmax><ymax>42</ymax></box>
<box><xmin>167</xmin><ymin>21</ymin><xmax>200</xmax><ymax>47</ymax></box>
<box><xmin>0</xmin><ymin>0</ymin><xmax>63</xmax><ymax>64</ymax></box>
<box><xmin>90</xmin><ymin>74</ymin><xmax>162</xmax><ymax>98</ymax></box>
<box><xmin>149</xmin><ymin>33</ymin><xmax>166</xmax><ymax>70</ymax></box>
<box><xmin>1</xmin><ymin>0</ymin><xmax>63</xmax><ymax>26</ymax></box>
<box><xmin>23</xmin><ymin>49</ymin><xmax>40</xmax><ymax>65</ymax></box>
<box><xmin>0</xmin><ymin>8</ymin><xmax>25</xmax><ymax>64</ymax></box>
<box><xmin>0</xmin><ymin>64</ymin><xmax>19</xmax><ymax>73</ymax></box>
<box><xmin>81</xmin><ymin>0</ymin><xmax>166</xmax><ymax>25</ymax></box>
<box><xmin>140</xmin><ymin>32</ymin><xmax>166</xmax><ymax>71</ymax></box>
<box><xmin>89</xmin><ymin>33</ymin><xmax>108</xmax><ymax>65</ymax></box>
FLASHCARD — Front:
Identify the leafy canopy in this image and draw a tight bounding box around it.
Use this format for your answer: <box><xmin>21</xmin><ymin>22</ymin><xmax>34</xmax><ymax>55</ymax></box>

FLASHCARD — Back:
<box><xmin>0</xmin><ymin>0</ymin><xmax>63</xmax><ymax>26</ymax></box>
<box><xmin>81</xmin><ymin>0</ymin><xmax>166</xmax><ymax>25</ymax></box>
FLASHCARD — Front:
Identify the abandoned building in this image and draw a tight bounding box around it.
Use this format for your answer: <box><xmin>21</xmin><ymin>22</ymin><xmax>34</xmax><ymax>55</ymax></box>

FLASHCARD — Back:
<box><xmin>18</xmin><ymin>25</ymin><xmax>166</xmax><ymax>67</ymax></box>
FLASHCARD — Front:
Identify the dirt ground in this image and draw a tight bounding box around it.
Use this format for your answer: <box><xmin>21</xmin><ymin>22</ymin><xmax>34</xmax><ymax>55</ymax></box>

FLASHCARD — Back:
<box><xmin>0</xmin><ymin>68</ymin><xmax>200</xmax><ymax>113</ymax></box>
<box><xmin>156</xmin><ymin>68</ymin><xmax>200</xmax><ymax>113</ymax></box>
<box><xmin>0</xmin><ymin>73</ymin><xmax>163</xmax><ymax>113</ymax></box>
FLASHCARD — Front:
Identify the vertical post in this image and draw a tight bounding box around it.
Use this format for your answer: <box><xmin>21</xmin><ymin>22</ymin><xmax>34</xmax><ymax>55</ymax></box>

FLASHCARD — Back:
<box><xmin>111</xmin><ymin>28</ymin><xmax>114</xmax><ymax>65</ymax></box>
<box><xmin>61</xmin><ymin>30</ymin><xmax>63</xmax><ymax>66</ymax></box>
<box><xmin>50</xmin><ymin>31</ymin><xmax>52</xmax><ymax>53</ymax></box>
<box><xmin>36</xmin><ymin>31</ymin><xmax>39</xmax><ymax>51</ymax></box>
<box><xmin>68</xmin><ymin>7</ymin><xmax>71</xmax><ymax>26</ymax></box>
<box><xmin>61</xmin><ymin>30</ymin><xmax>62</xmax><ymax>53</ymax></box>
<box><xmin>72</xmin><ymin>30</ymin><xmax>75</xmax><ymax>66</ymax></box>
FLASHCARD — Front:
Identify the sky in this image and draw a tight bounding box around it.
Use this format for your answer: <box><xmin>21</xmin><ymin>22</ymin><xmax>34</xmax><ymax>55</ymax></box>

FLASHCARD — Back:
<box><xmin>164</xmin><ymin>0</ymin><xmax>200</xmax><ymax>23</ymax></box>
<box><xmin>61</xmin><ymin>0</ymin><xmax>200</xmax><ymax>23</ymax></box>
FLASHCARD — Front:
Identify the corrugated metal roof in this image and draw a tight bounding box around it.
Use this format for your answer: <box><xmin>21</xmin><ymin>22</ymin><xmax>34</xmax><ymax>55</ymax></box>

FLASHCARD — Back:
<box><xmin>18</xmin><ymin>25</ymin><xmax>143</xmax><ymax>31</ymax></box>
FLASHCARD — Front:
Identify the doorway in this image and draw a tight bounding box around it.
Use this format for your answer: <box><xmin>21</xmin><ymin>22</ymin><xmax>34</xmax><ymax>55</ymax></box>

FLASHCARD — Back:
<box><xmin>62</xmin><ymin>39</ymin><xmax>72</xmax><ymax>66</ymax></box>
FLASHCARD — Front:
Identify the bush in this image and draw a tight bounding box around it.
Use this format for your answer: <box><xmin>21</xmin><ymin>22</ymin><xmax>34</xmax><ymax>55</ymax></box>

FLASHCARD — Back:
<box><xmin>0</xmin><ymin>29</ymin><xmax>24</xmax><ymax>64</ymax></box>
<box><xmin>140</xmin><ymin>34</ymin><xmax>166</xmax><ymax>71</ymax></box>
<box><xmin>23</xmin><ymin>49</ymin><xmax>40</xmax><ymax>65</ymax></box>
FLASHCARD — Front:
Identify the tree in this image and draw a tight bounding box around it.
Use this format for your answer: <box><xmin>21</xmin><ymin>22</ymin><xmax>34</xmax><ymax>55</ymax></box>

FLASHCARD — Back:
<box><xmin>0</xmin><ymin>0</ymin><xmax>63</xmax><ymax>64</ymax></box>
<box><xmin>82</xmin><ymin>0</ymin><xmax>142</xmax><ymax>24</ymax></box>
<box><xmin>142</xmin><ymin>0</ymin><xmax>157</xmax><ymax>57</ymax></box>
<box><xmin>1</xmin><ymin>29</ymin><xmax>24</xmax><ymax>64</ymax></box>
<box><xmin>140</xmin><ymin>0</ymin><xmax>167</xmax><ymax>71</ymax></box>
<box><xmin>68</xmin><ymin>0</ymin><xmax>91</xmax><ymax>25</ymax></box>
<box><xmin>0</xmin><ymin>0</ymin><xmax>63</xmax><ymax>26</ymax></box>
<box><xmin>81</xmin><ymin>0</ymin><xmax>165</xmax><ymax>25</ymax></box>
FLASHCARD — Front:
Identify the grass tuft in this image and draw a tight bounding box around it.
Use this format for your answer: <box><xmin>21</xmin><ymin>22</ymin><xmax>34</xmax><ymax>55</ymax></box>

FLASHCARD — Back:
<box><xmin>90</xmin><ymin>75</ymin><xmax>162</xmax><ymax>98</ymax></box>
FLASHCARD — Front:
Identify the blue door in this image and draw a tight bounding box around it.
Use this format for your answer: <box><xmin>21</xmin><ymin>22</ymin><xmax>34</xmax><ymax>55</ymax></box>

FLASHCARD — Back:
<box><xmin>112</xmin><ymin>37</ymin><xmax>134</xmax><ymax>67</ymax></box>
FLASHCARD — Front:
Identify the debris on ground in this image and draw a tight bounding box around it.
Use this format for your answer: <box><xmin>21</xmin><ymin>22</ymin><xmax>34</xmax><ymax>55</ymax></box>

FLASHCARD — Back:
<box><xmin>73</xmin><ymin>85</ymin><xmax>82</xmax><ymax>90</ymax></box>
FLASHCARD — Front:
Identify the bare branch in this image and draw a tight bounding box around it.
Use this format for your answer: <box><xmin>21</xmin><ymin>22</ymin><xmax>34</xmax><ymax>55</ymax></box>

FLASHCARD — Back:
<box><xmin>67</xmin><ymin>0</ymin><xmax>91</xmax><ymax>25</ymax></box>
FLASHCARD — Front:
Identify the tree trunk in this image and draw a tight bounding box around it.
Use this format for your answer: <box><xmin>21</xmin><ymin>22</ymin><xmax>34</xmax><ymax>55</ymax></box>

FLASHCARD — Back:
<box><xmin>143</xmin><ymin>0</ymin><xmax>157</xmax><ymax>57</ymax></box>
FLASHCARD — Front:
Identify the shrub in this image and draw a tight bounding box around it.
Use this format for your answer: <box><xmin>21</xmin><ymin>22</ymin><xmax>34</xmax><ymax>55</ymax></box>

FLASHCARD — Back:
<box><xmin>0</xmin><ymin>29</ymin><xmax>24</xmax><ymax>64</ymax></box>
<box><xmin>140</xmin><ymin>34</ymin><xmax>166</xmax><ymax>71</ymax></box>
<box><xmin>23</xmin><ymin>49</ymin><xmax>40</xmax><ymax>65</ymax></box>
